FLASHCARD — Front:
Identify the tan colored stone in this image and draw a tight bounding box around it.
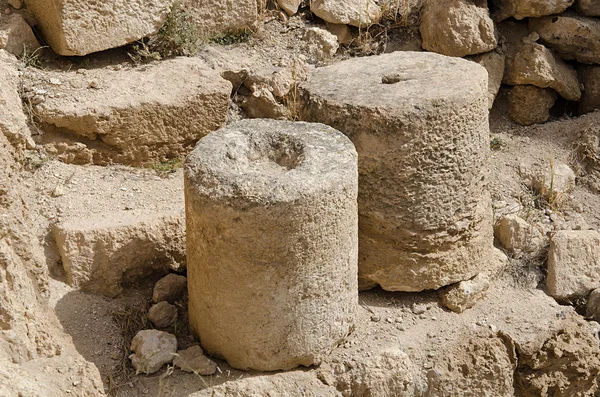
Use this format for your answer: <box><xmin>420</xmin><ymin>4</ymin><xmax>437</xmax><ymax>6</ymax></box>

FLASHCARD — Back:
<box><xmin>304</xmin><ymin>27</ymin><xmax>339</xmax><ymax>62</ymax></box>
<box><xmin>0</xmin><ymin>14</ymin><xmax>40</xmax><ymax>57</ymax></box>
<box><xmin>547</xmin><ymin>230</ymin><xmax>600</xmax><ymax>300</ymax></box>
<box><xmin>494</xmin><ymin>214</ymin><xmax>545</xmax><ymax>254</ymax></box>
<box><xmin>129</xmin><ymin>330</ymin><xmax>177</xmax><ymax>375</ymax></box>
<box><xmin>190</xmin><ymin>371</ymin><xmax>342</xmax><ymax>396</ymax></box>
<box><xmin>493</xmin><ymin>0</ymin><xmax>574</xmax><ymax>21</ymax></box>
<box><xmin>530</xmin><ymin>13</ymin><xmax>600</xmax><ymax>64</ymax></box>
<box><xmin>310</xmin><ymin>0</ymin><xmax>381</xmax><ymax>28</ymax></box>
<box><xmin>520</xmin><ymin>161</ymin><xmax>576</xmax><ymax>196</ymax></box>
<box><xmin>148</xmin><ymin>302</ymin><xmax>178</xmax><ymax>328</ymax></box>
<box><xmin>467</xmin><ymin>51</ymin><xmax>506</xmax><ymax>109</ymax></box>
<box><xmin>277</xmin><ymin>0</ymin><xmax>302</xmax><ymax>15</ymax></box>
<box><xmin>7</xmin><ymin>0</ymin><xmax>23</xmax><ymax>9</ymax></box>
<box><xmin>508</xmin><ymin>85</ymin><xmax>556</xmax><ymax>126</ymax></box>
<box><xmin>53</xmin><ymin>211</ymin><xmax>185</xmax><ymax>298</ymax></box>
<box><xmin>420</xmin><ymin>0</ymin><xmax>497</xmax><ymax>57</ymax></box>
<box><xmin>181</xmin><ymin>0</ymin><xmax>258</xmax><ymax>38</ymax></box>
<box><xmin>439</xmin><ymin>273</ymin><xmax>490</xmax><ymax>313</ymax></box>
<box><xmin>576</xmin><ymin>0</ymin><xmax>600</xmax><ymax>16</ymax></box>
<box><xmin>241</xmin><ymin>86</ymin><xmax>290</xmax><ymax>119</ymax></box>
<box><xmin>504</xmin><ymin>43</ymin><xmax>581</xmax><ymax>101</ymax></box>
<box><xmin>578</xmin><ymin>65</ymin><xmax>600</xmax><ymax>115</ymax></box>
<box><xmin>153</xmin><ymin>274</ymin><xmax>187</xmax><ymax>303</ymax></box>
<box><xmin>300</xmin><ymin>52</ymin><xmax>493</xmax><ymax>292</ymax></box>
<box><xmin>36</xmin><ymin>57</ymin><xmax>231</xmax><ymax>166</ymax></box>
<box><xmin>185</xmin><ymin>119</ymin><xmax>358</xmax><ymax>371</ymax></box>
<box><xmin>326</xmin><ymin>22</ymin><xmax>353</xmax><ymax>45</ymax></box>
<box><xmin>24</xmin><ymin>0</ymin><xmax>172</xmax><ymax>56</ymax></box>
<box><xmin>173</xmin><ymin>345</ymin><xmax>217</xmax><ymax>375</ymax></box>
<box><xmin>586</xmin><ymin>288</ymin><xmax>600</xmax><ymax>322</ymax></box>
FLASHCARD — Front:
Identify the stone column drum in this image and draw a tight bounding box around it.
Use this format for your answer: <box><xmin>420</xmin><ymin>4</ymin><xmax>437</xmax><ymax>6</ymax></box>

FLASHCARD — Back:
<box><xmin>184</xmin><ymin>119</ymin><xmax>358</xmax><ymax>371</ymax></box>
<box><xmin>300</xmin><ymin>51</ymin><xmax>493</xmax><ymax>292</ymax></box>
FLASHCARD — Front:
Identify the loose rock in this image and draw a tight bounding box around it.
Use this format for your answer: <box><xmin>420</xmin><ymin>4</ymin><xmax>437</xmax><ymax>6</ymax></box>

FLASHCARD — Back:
<box><xmin>494</xmin><ymin>214</ymin><xmax>545</xmax><ymax>254</ymax></box>
<box><xmin>547</xmin><ymin>230</ymin><xmax>600</xmax><ymax>300</ymax></box>
<box><xmin>576</xmin><ymin>0</ymin><xmax>600</xmax><ymax>16</ymax></box>
<box><xmin>241</xmin><ymin>86</ymin><xmax>290</xmax><ymax>119</ymax></box>
<box><xmin>129</xmin><ymin>330</ymin><xmax>177</xmax><ymax>375</ymax></box>
<box><xmin>180</xmin><ymin>0</ymin><xmax>258</xmax><ymax>38</ymax></box>
<box><xmin>467</xmin><ymin>51</ymin><xmax>505</xmax><ymax>109</ymax></box>
<box><xmin>310</xmin><ymin>0</ymin><xmax>381</xmax><ymax>28</ymax></box>
<box><xmin>439</xmin><ymin>273</ymin><xmax>491</xmax><ymax>313</ymax></box>
<box><xmin>153</xmin><ymin>273</ymin><xmax>187</xmax><ymax>304</ymax></box>
<box><xmin>173</xmin><ymin>345</ymin><xmax>217</xmax><ymax>375</ymax></box>
<box><xmin>492</xmin><ymin>0</ymin><xmax>574</xmax><ymax>21</ymax></box>
<box><xmin>520</xmin><ymin>161</ymin><xmax>576</xmax><ymax>197</ymax></box>
<box><xmin>508</xmin><ymin>85</ymin><xmax>557</xmax><ymax>126</ymax></box>
<box><xmin>420</xmin><ymin>0</ymin><xmax>497</xmax><ymax>57</ymax></box>
<box><xmin>325</xmin><ymin>22</ymin><xmax>353</xmax><ymax>45</ymax></box>
<box><xmin>277</xmin><ymin>0</ymin><xmax>302</xmax><ymax>15</ymax></box>
<box><xmin>148</xmin><ymin>301</ymin><xmax>178</xmax><ymax>329</ymax></box>
<box><xmin>530</xmin><ymin>13</ymin><xmax>600</xmax><ymax>64</ymax></box>
<box><xmin>0</xmin><ymin>14</ymin><xmax>40</xmax><ymax>57</ymax></box>
<box><xmin>586</xmin><ymin>288</ymin><xmax>600</xmax><ymax>322</ymax></box>
<box><xmin>304</xmin><ymin>27</ymin><xmax>339</xmax><ymax>63</ymax></box>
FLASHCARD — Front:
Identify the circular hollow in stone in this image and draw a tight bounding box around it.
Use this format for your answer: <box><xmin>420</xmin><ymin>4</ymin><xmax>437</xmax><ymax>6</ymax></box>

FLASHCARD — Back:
<box><xmin>299</xmin><ymin>51</ymin><xmax>493</xmax><ymax>292</ymax></box>
<box><xmin>184</xmin><ymin>119</ymin><xmax>358</xmax><ymax>371</ymax></box>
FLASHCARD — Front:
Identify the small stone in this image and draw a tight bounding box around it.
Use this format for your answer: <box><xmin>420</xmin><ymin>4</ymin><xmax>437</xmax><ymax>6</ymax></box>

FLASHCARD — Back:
<box><xmin>508</xmin><ymin>85</ymin><xmax>556</xmax><ymax>125</ymax></box>
<box><xmin>7</xmin><ymin>0</ymin><xmax>23</xmax><ymax>9</ymax></box>
<box><xmin>152</xmin><ymin>273</ymin><xmax>187</xmax><ymax>303</ymax></box>
<box><xmin>173</xmin><ymin>345</ymin><xmax>217</xmax><ymax>375</ymax></box>
<box><xmin>494</xmin><ymin>214</ymin><xmax>545</xmax><ymax>254</ymax></box>
<box><xmin>49</xmin><ymin>78</ymin><xmax>62</xmax><ymax>85</ymax></box>
<box><xmin>370</xmin><ymin>314</ymin><xmax>381</xmax><ymax>322</ymax></box>
<box><xmin>129</xmin><ymin>330</ymin><xmax>177</xmax><ymax>375</ymax></box>
<box><xmin>439</xmin><ymin>273</ymin><xmax>490</xmax><ymax>313</ymax></box>
<box><xmin>412</xmin><ymin>303</ymin><xmax>428</xmax><ymax>315</ymax></box>
<box><xmin>304</xmin><ymin>27</ymin><xmax>339</xmax><ymax>62</ymax></box>
<box><xmin>493</xmin><ymin>0</ymin><xmax>573</xmax><ymax>21</ymax></box>
<box><xmin>51</xmin><ymin>185</ymin><xmax>66</xmax><ymax>198</ymax></box>
<box><xmin>310</xmin><ymin>0</ymin><xmax>381</xmax><ymax>28</ymax></box>
<box><xmin>277</xmin><ymin>0</ymin><xmax>302</xmax><ymax>15</ymax></box>
<box><xmin>148</xmin><ymin>301</ymin><xmax>178</xmax><ymax>328</ymax></box>
<box><xmin>326</xmin><ymin>22</ymin><xmax>353</xmax><ymax>45</ymax></box>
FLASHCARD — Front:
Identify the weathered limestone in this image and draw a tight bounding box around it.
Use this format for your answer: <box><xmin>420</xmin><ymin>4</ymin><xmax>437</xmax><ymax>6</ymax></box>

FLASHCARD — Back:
<box><xmin>300</xmin><ymin>52</ymin><xmax>493</xmax><ymax>292</ymax></box>
<box><xmin>304</xmin><ymin>27</ymin><xmax>339</xmax><ymax>62</ymax></box>
<box><xmin>576</xmin><ymin>0</ymin><xmax>600</xmax><ymax>16</ymax></box>
<box><xmin>530</xmin><ymin>13</ymin><xmax>600</xmax><ymax>64</ymax></box>
<box><xmin>36</xmin><ymin>57</ymin><xmax>231</xmax><ymax>166</ymax></box>
<box><xmin>508</xmin><ymin>85</ymin><xmax>557</xmax><ymax>125</ymax></box>
<box><xmin>277</xmin><ymin>0</ymin><xmax>302</xmax><ymax>16</ymax></box>
<box><xmin>24</xmin><ymin>0</ymin><xmax>172</xmax><ymax>56</ymax></box>
<box><xmin>494</xmin><ymin>214</ymin><xmax>545</xmax><ymax>254</ymax></box>
<box><xmin>185</xmin><ymin>119</ymin><xmax>358</xmax><ymax>371</ymax></box>
<box><xmin>153</xmin><ymin>273</ymin><xmax>187</xmax><ymax>303</ymax></box>
<box><xmin>0</xmin><ymin>14</ymin><xmax>40</xmax><ymax>57</ymax></box>
<box><xmin>503</xmin><ymin>43</ymin><xmax>581</xmax><ymax>101</ymax></box>
<box><xmin>310</xmin><ymin>0</ymin><xmax>381</xmax><ymax>28</ymax></box>
<box><xmin>439</xmin><ymin>273</ymin><xmax>491</xmax><ymax>313</ymax></box>
<box><xmin>181</xmin><ymin>0</ymin><xmax>258</xmax><ymax>38</ymax></box>
<box><xmin>148</xmin><ymin>302</ymin><xmax>178</xmax><ymax>328</ymax></box>
<box><xmin>492</xmin><ymin>0</ymin><xmax>574</xmax><ymax>21</ymax></box>
<box><xmin>52</xmin><ymin>211</ymin><xmax>185</xmax><ymax>298</ymax></box>
<box><xmin>129</xmin><ymin>330</ymin><xmax>177</xmax><ymax>375</ymax></box>
<box><xmin>520</xmin><ymin>161</ymin><xmax>576</xmax><ymax>196</ymax></box>
<box><xmin>547</xmin><ymin>230</ymin><xmax>600</xmax><ymax>300</ymax></box>
<box><xmin>586</xmin><ymin>288</ymin><xmax>600</xmax><ymax>322</ymax></box>
<box><xmin>173</xmin><ymin>345</ymin><xmax>217</xmax><ymax>375</ymax></box>
<box><xmin>578</xmin><ymin>65</ymin><xmax>600</xmax><ymax>114</ymax></box>
<box><xmin>466</xmin><ymin>51</ymin><xmax>506</xmax><ymax>109</ymax></box>
<box><xmin>420</xmin><ymin>0</ymin><xmax>497</xmax><ymax>57</ymax></box>
<box><xmin>190</xmin><ymin>372</ymin><xmax>342</xmax><ymax>396</ymax></box>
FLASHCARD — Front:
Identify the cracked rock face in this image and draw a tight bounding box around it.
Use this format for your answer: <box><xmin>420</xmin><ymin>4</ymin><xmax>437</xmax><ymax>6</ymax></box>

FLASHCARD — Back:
<box><xmin>129</xmin><ymin>330</ymin><xmax>178</xmax><ymax>375</ymax></box>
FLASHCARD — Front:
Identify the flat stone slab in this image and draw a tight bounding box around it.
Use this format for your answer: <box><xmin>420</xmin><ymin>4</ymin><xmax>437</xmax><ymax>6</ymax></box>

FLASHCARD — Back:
<box><xmin>300</xmin><ymin>51</ymin><xmax>493</xmax><ymax>292</ymax></box>
<box><xmin>33</xmin><ymin>57</ymin><xmax>231</xmax><ymax>166</ymax></box>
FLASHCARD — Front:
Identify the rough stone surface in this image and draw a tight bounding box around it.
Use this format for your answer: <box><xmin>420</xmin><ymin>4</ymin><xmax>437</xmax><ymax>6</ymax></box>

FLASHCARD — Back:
<box><xmin>492</xmin><ymin>0</ymin><xmax>574</xmax><ymax>21</ymax></box>
<box><xmin>503</xmin><ymin>42</ymin><xmax>581</xmax><ymax>101</ymax></box>
<box><xmin>181</xmin><ymin>0</ymin><xmax>258</xmax><ymax>38</ymax></box>
<box><xmin>578</xmin><ymin>65</ymin><xmax>600</xmax><ymax>115</ymax></box>
<box><xmin>152</xmin><ymin>273</ymin><xmax>187</xmax><ymax>303</ymax></box>
<box><xmin>429</xmin><ymin>330</ymin><xmax>516</xmax><ymax>396</ymax></box>
<box><xmin>326</xmin><ymin>22</ymin><xmax>353</xmax><ymax>45</ymax></box>
<box><xmin>173</xmin><ymin>345</ymin><xmax>217</xmax><ymax>375</ymax></box>
<box><xmin>241</xmin><ymin>86</ymin><xmax>290</xmax><ymax>119</ymax></box>
<box><xmin>310</xmin><ymin>0</ymin><xmax>381</xmax><ymax>28</ymax></box>
<box><xmin>189</xmin><ymin>371</ymin><xmax>342</xmax><ymax>396</ymax></box>
<box><xmin>576</xmin><ymin>0</ymin><xmax>600</xmax><ymax>16</ymax></box>
<box><xmin>520</xmin><ymin>161</ymin><xmax>576</xmax><ymax>196</ymax></box>
<box><xmin>547</xmin><ymin>230</ymin><xmax>600</xmax><ymax>300</ymax></box>
<box><xmin>530</xmin><ymin>13</ymin><xmax>600</xmax><ymax>64</ymax></box>
<box><xmin>420</xmin><ymin>0</ymin><xmax>497</xmax><ymax>57</ymax></box>
<box><xmin>508</xmin><ymin>85</ymin><xmax>557</xmax><ymax>126</ymax></box>
<box><xmin>277</xmin><ymin>0</ymin><xmax>302</xmax><ymax>15</ymax></box>
<box><xmin>0</xmin><ymin>51</ymin><xmax>34</xmax><ymax>151</ymax></box>
<box><xmin>304</xmin><ymin>27</ymin><xmax>339</xmax><ymax>62</ymax></box>
<box><xmin>586</xmin><ymin>288</ymin><xmax>600</xmax><ymax>322</ymax></box>
<box><xmin>35</xmin><ymin>57</ymin><xmax>231</xmax><ymax>166</ymax></box>
<box><xmin>0</xmin><ymin>14</ymin><xmax>40</xmax><ymax>57</ymax></box>
<box><xmin>300</xmin><ymin>51</ymin><xmax>493</xmax><ymax>292</ymax></box>
<box><xmin>129</xmin><ymin>330</ymin><xmax>177</xmax><ymax>375</ymax></box>
<box><xmin>185</xmin><ymin>119</ymin><xmax>358</xmax><ymax>371</ymax></box>
<box><xmin>7</xmin><ymin>0</ymin><xmax>23</xmax><ymax>9</ymax></box>
<box><xmin>439</xmin><ymin>273</ymin><xmax>490</xmax><ymax>313</ymax></box>
<box><xmin>494</xmin><ymin>214</ymin><xmax>545</xmax><ymax>254</ymax></box>
<box><xmin>467</xmin><ymin>51</ymin><xmax>506</xmax><ymax>109</ymax></box>
<box><xmin>52</xmin><ymin>211</ymin><xmax>185</xmax><ymax>298</ymax></box>
<box><xmin>316</xmin><ymin>348</ymin><xmax>425</xmax><ymax>396</ymax></box>
<box><xmin>148</xmin><ymin>302</ymin><xmax>178</xmax><ymax>328</ymax></box>
<box><xmin>24</xmin><ymin>0</ymin><xmax>172</xmax><ymax>56</ymax></box>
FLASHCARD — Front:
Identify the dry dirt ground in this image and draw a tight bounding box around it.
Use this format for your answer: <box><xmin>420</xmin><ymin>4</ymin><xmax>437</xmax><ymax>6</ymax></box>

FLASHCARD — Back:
<box><xmin>13</xmin><ymin>5</ymin><xmax>600</xmax><ymax>397</ymax></box>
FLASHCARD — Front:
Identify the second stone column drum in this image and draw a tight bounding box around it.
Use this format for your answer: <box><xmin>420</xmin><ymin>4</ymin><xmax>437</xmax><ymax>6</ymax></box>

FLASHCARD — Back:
<box><xmin>300</xmin><ymin>51</ymin><xmax>494</xmax><ymax>292</ymax></box>
<box><xmin>184</xmin><ymin>119</ymin><xmax>358</xmax><ymax>371</ymax></box>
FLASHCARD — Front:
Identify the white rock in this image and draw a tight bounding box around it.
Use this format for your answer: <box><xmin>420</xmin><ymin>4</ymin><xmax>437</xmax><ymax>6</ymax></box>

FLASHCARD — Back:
<box><xmin>439</xmin><ymin>273</ymin><xmax>490</xmax><ymax>313</ymax></box>
<box><xmin>304</xmin><ymin>27</ymin><xmax>339</xmax><ymax>62</ymax></box>
<box><xmin>129</xmin><ymin>330</ymin><xmax>177</xmax><ymax>375</ymax></box>
<box><xmin>310</xmin><ymin>0</ymin><xmax>381</xmax><ymax>28</ymax></box>
<box><xmin>494</xmin><ymin>214</ymin><xmax>545</xmax><ymax>254</ymax></box>
<box><xmin>547</xmin><ymin>230</ymin><xmax>600</xmax><ymax>299</ymax></box>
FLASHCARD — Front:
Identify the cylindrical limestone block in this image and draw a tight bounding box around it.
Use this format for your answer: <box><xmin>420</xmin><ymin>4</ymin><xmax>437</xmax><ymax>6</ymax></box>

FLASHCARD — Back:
<box><xmin>300</xmin><ymin>51</ymin><xmax>493</xmax><ymax>292</ymax></box>
<box><xmin>184</xmin><ymin>119</ymin><xmax>358</xmax><ymax>371</ymax></box>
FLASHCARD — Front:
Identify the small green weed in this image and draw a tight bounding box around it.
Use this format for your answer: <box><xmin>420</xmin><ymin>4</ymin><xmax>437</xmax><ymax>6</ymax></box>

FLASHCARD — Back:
<box><xmin>154</xmin><ymin>158</ymin><xmax>184</xmax><ymax>175</ymax></box>
<box><xmin>490</xmin><ymin>137</ymin><xmax>506</xmax><ymax>151</ymax></box>
<box><xmin>209</xmin><ymin>29</ymin><xmax>253</xmax><ymax>46</ymax></box>
<box><xmin>20</xmin><ymin>45</ymin><xmax>47</xmax><ymax>69</ymax></box>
